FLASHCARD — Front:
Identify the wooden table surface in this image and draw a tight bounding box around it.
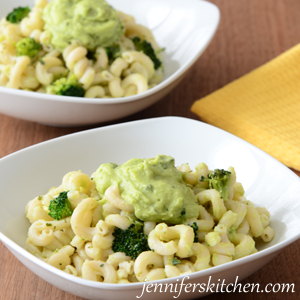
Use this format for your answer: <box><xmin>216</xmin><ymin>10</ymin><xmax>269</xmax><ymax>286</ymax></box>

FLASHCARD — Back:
<box><xmin>0</xmin><ymin>0</ymin><xmax>300</xmax><ymax>299</ymax></box>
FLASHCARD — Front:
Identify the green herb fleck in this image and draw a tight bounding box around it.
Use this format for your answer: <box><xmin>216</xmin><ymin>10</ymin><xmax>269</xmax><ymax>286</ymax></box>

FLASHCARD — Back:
<box><xmin>172</xmin><ymin>258</ymin><xmax>181</xmax><ymax>265</ymax></box>
<box><xmin>146</xmin><ymin>184</ymin><xmax>153</xmax><ymax>192</ymax></box>
<box><xmin>180</xmin><ymin>208</ymin><xmax>186</xmax><ymax>222</ymax></box>
<box><xmin>188</xmin><ymin>222</ymin><xmax>199</xmax><ymax>243</ymax></box>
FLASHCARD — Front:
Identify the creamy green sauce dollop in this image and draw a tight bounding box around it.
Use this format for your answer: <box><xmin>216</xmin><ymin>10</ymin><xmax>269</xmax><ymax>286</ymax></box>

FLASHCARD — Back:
<box><xmin>94</xmin><ymin>155</ymin><xmax>200</xmax><ymax>224</ymax></box>
<box><xmin>43</xmin><ymin>0</ymin><xmax>124</xmax><ymax>51</ymax></box>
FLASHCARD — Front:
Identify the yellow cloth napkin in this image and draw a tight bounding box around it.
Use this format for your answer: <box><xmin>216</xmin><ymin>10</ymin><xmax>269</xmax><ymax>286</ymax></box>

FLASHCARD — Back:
<box><xmin>191</xmin><ymin>43</ymin><xmax>300</xmax><ymax>171</ymax></box>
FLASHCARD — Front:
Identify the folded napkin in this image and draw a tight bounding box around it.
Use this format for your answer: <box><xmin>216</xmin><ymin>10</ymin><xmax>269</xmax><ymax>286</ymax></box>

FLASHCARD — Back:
<box><xmin>191</xmin><ymin>43</ymin><xmax>300</xmax><ymax>171</ymax></box>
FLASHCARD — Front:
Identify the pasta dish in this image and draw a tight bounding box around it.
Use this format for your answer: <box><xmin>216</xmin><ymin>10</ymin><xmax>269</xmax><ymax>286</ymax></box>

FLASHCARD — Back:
<box><xmin>0</xmin><ymin>0</ymin><xmax>163</xmax><ymax>98</ymax></box>
<box><xmin>25</xmin><ymin>154</ymin><xmax>275</xmax><ymax>284</ymax></box>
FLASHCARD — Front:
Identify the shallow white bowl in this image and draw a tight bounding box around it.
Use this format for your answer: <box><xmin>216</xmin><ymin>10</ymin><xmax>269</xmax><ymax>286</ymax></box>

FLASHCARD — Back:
<box><xmin>0</xmin><ymin>117</ymin><xmax>300</xmax><ymax>299</ymax></box>
<box><xmin>0</xmin><ymin>0</ymin><xmax>220</xmax><ymax>126</ymax></box>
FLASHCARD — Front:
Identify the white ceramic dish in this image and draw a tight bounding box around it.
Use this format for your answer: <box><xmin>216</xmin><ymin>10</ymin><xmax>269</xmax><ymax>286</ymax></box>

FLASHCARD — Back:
<box><xmin>0</xmin><ymin>116</ymin><xmax>300</xmax><ymax>300</ymax></box>
<box><xmin>0</xmin><ymin>0</ymin><xmax>220</xmax><ymax>126</ymax></box>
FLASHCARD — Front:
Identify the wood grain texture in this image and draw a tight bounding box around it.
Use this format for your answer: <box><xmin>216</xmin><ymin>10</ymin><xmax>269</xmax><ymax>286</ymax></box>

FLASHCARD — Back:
<box><xmin>0</xmin><ymin>0</ymin><xmax>300</xmax><ymax>299</ymax></box>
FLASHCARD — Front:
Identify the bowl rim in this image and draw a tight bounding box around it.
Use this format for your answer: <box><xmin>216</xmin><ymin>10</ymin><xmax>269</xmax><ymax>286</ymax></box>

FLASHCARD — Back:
<box><xmin>0</xmin><ymin>116</ymin><xmax>300</xmax><ymax>289</ymax></box>
<box><xmin>0</xmin><ymin>0</ymin><xmax>220</xmax><ymax>105</ymax></box>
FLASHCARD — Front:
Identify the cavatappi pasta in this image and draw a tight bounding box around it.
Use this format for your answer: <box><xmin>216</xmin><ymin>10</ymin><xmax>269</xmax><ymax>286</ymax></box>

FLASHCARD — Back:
<box><xmin>0</xmin><ymin>0</ymin><xmax>163</xmax><ymax>97</ymax></box>
<box><xmin>25</xmin><ymin>160</ymin><xmax>275</xmax><ymax>284</ymax></box>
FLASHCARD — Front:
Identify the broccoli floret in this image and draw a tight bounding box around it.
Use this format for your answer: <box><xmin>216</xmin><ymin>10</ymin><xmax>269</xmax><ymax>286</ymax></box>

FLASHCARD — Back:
<box><xmin>132</xmin><ymin>36</ymin><xmax>162</xmax><ymax>70</ymax></box>
<box><xmin>6</xmin><ymin>6</ymin><xmax>30</xmax><ymax>23</ymax></box>
<box><xmin>189</xmin><ymin>222</ymin><xmax>199</xmax><ymax>243</ymax></box>
<box><xmin>47</xmin><ymin>74</ymin><xmax>85</xmax><ymax>97</ymax></box>
<box><xmin>87</xmin><ymin>50</ymin><xmax>97</xmax><ymax>62</ymax></box>
<box><xmin>105</xmin><ymin>45</ymin><xmax>121</xmax><ymax>62</ymax></box>
<box><xmin>112</xmin><ymin>223</ymin><xmax>150</xmax><ymax>259</ymax></box>
<box><xmin>200</xmin><ymin>169</ymin><xmax>231</xmax><ymax>201</ymax></box>
<box><xmin>48</xmin><ymin>191</ymin><xmax>73</xmax><ymax>220</ymax></box>
<box><xmin>15</xmin><ymin>37</ymin><xmax>41</xmax><ymax>58</ymax></box>
<box><xmin>88</xmin><ymin>46</ymin><xmax>120</xmax><ymax>65</ymax></box>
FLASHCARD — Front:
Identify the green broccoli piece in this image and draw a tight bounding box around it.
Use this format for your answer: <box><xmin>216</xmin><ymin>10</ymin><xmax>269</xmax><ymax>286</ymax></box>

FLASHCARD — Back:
<box><xmin>6</xmin><ymin>6</ymin><xmax>30</xmax><ymax>23</ymax></box>
<box><xmin>48</xmin><ymin>191</ymin><xmax>73</xmax><ymax>220</ymax></box>
<box><xmin>200</xmin><ymin>169</ymin><xmax>231</xmax><ymax>201</ymax></box>
<box><xmin>87</xmin><ymin>50</ymin><xmax>97</xmax><ymax>62</ymax></box>
<box><xmin>112</xmin><ymin>223</ymin><xmax>150</xmax><ymax>259</ymax></box>
<box><xmin>105</xmin><ymin>45</ymin><xmax>121</xmax><ymax>62</ymax></box>
<box><xmin>47</xmin><ymin>74</ymin><xmax>85</xmax><ymax>97</ymax></box>
<box><xmin>132</xmin><ymin>36</ymin><xmax>162</xmax><ymax>70</ymax></box>
<box><xmin>189</xmin><ymin>222</ymin><xmax>199</xmax><ymax>243</ymax></box>
<box><xmin>15</xmin><ymin>37</ymin><xmax>41</xmax><ymax>58</ymax></box>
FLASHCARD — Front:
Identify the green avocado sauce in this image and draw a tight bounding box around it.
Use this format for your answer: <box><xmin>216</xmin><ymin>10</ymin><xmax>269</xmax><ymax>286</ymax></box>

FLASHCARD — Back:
<box><xmin>43</xmin><ymin>0</ymin><xmax>124</xmax><ymax>51</ymax></box>
<box><xmin>94</xmin><ymin>155</ymin><xmax>200</xmax><ymax>224</ymax></box>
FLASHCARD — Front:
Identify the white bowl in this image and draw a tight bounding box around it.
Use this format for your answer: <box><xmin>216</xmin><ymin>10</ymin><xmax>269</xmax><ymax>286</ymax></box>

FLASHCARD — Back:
<box><xmin>0</xmin><ymin>116</ymin><xmax>300</xmax><ymax>299</ymax></box>
<box><xmin>0</xmin><ymin>0</ymin><xmax>220</xmax><ymax>126</ymax></box>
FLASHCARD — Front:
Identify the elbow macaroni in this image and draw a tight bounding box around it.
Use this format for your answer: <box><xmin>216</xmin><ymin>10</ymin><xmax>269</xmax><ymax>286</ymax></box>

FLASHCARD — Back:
<box><xmin>25</xmin><ymin>161</ymin><xmax>275</xmax><ymax>284</ymax></box>
<box><xmin>0</xmin><ymin>1</ymin><xmax>163</xmax><ymax>97</ymax></box>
